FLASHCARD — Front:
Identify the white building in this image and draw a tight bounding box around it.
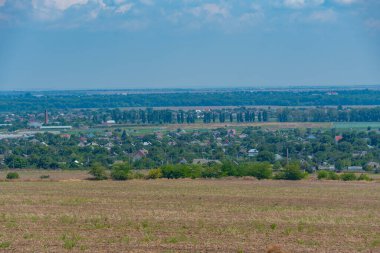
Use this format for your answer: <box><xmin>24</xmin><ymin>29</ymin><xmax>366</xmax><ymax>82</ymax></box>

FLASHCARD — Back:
<box><xmin>248</xmin><ymin>149</ymin><xmax>259</xmax><ymax>157</ymax></box>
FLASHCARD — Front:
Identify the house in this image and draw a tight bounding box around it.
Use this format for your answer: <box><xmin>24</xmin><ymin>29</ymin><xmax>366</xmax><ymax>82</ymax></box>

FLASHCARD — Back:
<box><xmin>239</xmin><ymin>134</ymin><xmax>248</xmax><ymax>139</ymax></box>
<box><xmin>133</xmin><ymin>149</ymin><xmax>148</xmax><ymax>161</ymax></box>
<box><xmin>192</xmin><ymin>159</ymin><xmax>222</xmax><ymax>165</ymax></box>
<box><xmin>319</xmin><ymin>165</ymin><xmax>335</xmax><ymax>171</ymax></box>
<box><xmin>335</xmin><ymin>135</ymin><xmax>343</xmax><ymax>143</ymax></box>
<box><xmin>248</xmin><ymin>149</ymin><xmax>259</xmax><ymax>157</ymax></box>
<box><xmin>352</xmin><ymin>151</ymin><xmax>367</xmax><ymax>158</ymax></box>
<box><xmin>106</xmin><ymin>120</ymin><xmax>116</xmax><ymax>125</ymax></box>
<box><xmin>28</xmin><ymin>121</ymin><xmax>43</xmax><ymax>128</ymax></box>
<box><xmin>143</xmin><ymin>141</ymin><xmax>151</xmax><ymax>146</ymax></box>
<box><xmin>275</xmin><ymin>154</ymin><xmax>283</xmax><ymax>161</ymax></box>
<box><xmin>60</xmin><ymin>134</ymin><xmax>71</xmax><ymax>139</ymax></box>
<box><xmin>227</xmin><ymin>129</ymin><xmax>236</xmax><ymax>137</ymax></box>
<box><xmin>168</xmin><ymin>141</ymin><xmax>176</xmax><ymax>146</ymax></box>
<box><xmin>347</xmin><ymin>166</ymin><xmax>364</xmax><ymax>172</ymax></box>
<box><xmin>179</xmin><ymin>158</ymin><xmax>188</xmax><ymax>164</ymax></box>
<box><xmin>366</xmin><ymin>162</ymin><xmax>380</xmax><ymax>169</ymax></box>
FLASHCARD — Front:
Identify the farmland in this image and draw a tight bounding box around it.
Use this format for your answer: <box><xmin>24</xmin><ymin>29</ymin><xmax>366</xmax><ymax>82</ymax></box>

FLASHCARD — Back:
<box><xmin>0</xmin><ymin>177</ymin><xmax>379</xmax><ymax>252</ymax></box>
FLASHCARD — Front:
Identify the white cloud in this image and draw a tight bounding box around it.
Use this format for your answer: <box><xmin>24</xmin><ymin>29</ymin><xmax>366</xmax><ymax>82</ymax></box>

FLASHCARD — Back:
<box><xmin>309</xmin><ymin>9</ymin><xmax>336</xmax><ymax>22</ymax></box>
<box><xmin>0</xmin><ymin>0</ymin><xmax>6</xmax><ymax>7</ymax></box>
<box><xmin>284</xmin><ymin>0</ymin><xmax>324</xmax><ymax>8</ymax></box>
<box><xmin>333</xmin><ymin>0</ymin><xmax>358</xmax><ymax>4</ymax></box>
<box><xmin>190</xmin><ymin>3</ymin><xmax>229</xmax><ymax>18</ymax></box>
<box><xmin>115</xmin><ymin>3</ymin><xmax>133</xmax><ymax>14</ymax></box>
<box><xmin>32</xmin><ymin>0</ymin><xmax>89</xmax><ymax>11</ymax></box>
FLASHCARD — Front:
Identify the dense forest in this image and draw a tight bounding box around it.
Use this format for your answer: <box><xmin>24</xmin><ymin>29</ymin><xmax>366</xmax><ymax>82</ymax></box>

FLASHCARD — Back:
<box><xmin>2</xmin><ymin>89</ymin><xmax>380</xmax><ymax>111</ymax></box>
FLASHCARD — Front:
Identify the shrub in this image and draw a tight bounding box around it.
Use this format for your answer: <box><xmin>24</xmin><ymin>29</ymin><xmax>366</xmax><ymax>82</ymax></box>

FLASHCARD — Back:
<box><xmin>340</xmin><ymin>173</ymin><xmax>357</xmax><ymax>181</ymax></box>
<box><xmin>357</xmin><ymin>174</ymin><xmax>372</xmax><ymax>181</ymax></box>
<box><xmin>276</xmin><ymin>163</ymin><xmax>307</xmax><ymax>180</ymax></box>
<box><xmin>327</xmin><ymin>171</ymin><xmax>340</xmax><ymax>180</ymax></box>
<box><xmin>256</xmin><ymin>151</ymin><xmax>275</xmax><ymax>163</ymax></box>
<box><xmin>146</xmin><ymin>169</ymin><xmax>163</xmax><ymax>179</ymax></box>
<box><xmin>160</xmin><ymin>164</ymin><xmax>202</xmax><ymax>179</ymax></box>
<box><xmin>161</xmin><ymin>164</ymin><xmax>185</xmax><ymax>179</ymax></box>
<box><xmin>317</xmin><ymin>171</ymin><xmax>339</xmax><ymax>180</ymax></box>
<box><xmin>220</xmin><ymin>160</ymin><xmax>239</xmax><ymax>176</ymax></box>
<box><xmin>201</xmin><ymin>165</ymin><xmax>223</xmax><ymax>178</ymax></box>
<box><xmin>6</xmin><ymin>172</ymin><xmax>19</xmax><ymax>180</ymax></box>
<box><xmin>110</xmin><ymin>162</ymin><xmax>131</xmax><ymax>180</ymax></box>
<box><xmin>317</xmin><ymin>170</ymin><xmax>329</xmax><ymax>180</ymax></box>
<box><xmin>128</xmin><ymin>171</ymin><xmax>145</xmax><ymax>179</ymax></box>
<box><xmin>240</xmin><ymin>162</ymin><xmax>272</xmax><ymax>179</ymax></box>
<box><xmin>88</xmin><ymin>163</ymin><xmax>108</xmax><ymax>180</ymax></box>
<box><xmin>40</xmin><ymin>175</ymin><xmax>50</xmax><ymax>179</ymax></box>
<box><xmin>111</xmin><ymin>169</ymin><xmax>129</xmax><ymax>180</ymax></box>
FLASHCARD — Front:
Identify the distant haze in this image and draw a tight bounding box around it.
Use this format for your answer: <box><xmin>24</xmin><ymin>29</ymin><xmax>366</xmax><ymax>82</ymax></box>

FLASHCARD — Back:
<box><xmin>0</xmin><ymin>0</ymin><xmax>379</xmax><ymax>90</ymax></box>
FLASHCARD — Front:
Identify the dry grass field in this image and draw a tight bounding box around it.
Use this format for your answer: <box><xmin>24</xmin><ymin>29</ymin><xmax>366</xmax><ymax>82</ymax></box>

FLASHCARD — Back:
<box><xmin>0</xmin><ymin>178</ymin><xmax>379</xmax><ymax>252</ymax></box>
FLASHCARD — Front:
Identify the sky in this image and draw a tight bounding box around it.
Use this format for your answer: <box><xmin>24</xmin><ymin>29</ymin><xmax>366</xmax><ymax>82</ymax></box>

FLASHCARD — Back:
<box><xmin>0</xmin><ymin>0</ymin><xmax>379</xmax><ymax>90</ymax></box>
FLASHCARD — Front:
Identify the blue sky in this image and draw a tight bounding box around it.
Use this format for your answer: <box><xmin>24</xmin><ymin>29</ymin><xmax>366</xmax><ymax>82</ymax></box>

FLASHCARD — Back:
<box><xmin>0</xmin><ymin>0</ymin><xmax>379</xmax><ymax>90</ymax></box>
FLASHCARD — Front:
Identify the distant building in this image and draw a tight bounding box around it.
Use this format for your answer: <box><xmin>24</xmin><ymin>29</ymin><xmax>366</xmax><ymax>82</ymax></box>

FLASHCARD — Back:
<box><xmin>133</xmin><ymin>149</ymin><xmax>148</xmax><ymax>161</ymax></box>
<box><xmin>40</xmin><ymin>126</ymin><xmax>72</xmax><ymax>130</ymax></box>
<box><xmin>28</xmin><ymin>121</ymin><xmax>43</xmax><ymax>128</ymax></box>
<box><xmin>335</xmin><ymin>135</ymin><xmax>343</xmax><ymax>143</ymax></box>
<box><xmin>248</xmin><ymin>149</ymin><xmax>259</xmax><ymax>157</ymax></box>
<box><xmin>179</xmin><ymin>158</ymin><xmax>188</xmax><ymax>164</ymax></box>
<box><xmin>44</xmin><ymin>109</ymin><xmax>49</xmax><ymax>125</ymax></box>
<box><xmin>366</xmin><ymin>162</ymin><xmax>380</xmax><ymax>170</ymax></box>
<box><xmin>347</xmin><ymin>166</ymin><xmax>364</xmax><ymax>172</ymax></box>
<box><xmin>192</xmin><ymin>159</ymin><xmax>222</xmax><ymax>165</ymax></box>
<box><xmin>106</xmin><ymin>120</ymin><xmax>116</xmax><ymax>125</ymax></box>
<box><xmin>319</xmin><ymin>165</ymin><xmax>335</xmax><ymax>171</ymax></box>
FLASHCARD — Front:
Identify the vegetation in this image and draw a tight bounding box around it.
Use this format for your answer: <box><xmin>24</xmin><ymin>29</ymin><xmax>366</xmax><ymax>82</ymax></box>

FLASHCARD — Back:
<box><xmin>110</xmin><ymin>162</ymin><xmax>131</xmax><ymax>181</ymax></box>
<box><xmin>317</xmin><ymin>170</ymin><xmax>339</xmax><ymax>180</ymax></box>
<box><xmin>340</xmin><ymin>173</ymin><xmax>357</xmax><ymax>181</ymax></box>
<box><xmin>6</xmin><ymin>172</ymin><xmax>19</xmax><ymax>180</ymax></box>
<box><xmin>146</xmin><ymin>169</ymin><xmax>163</xmax><ymax>179</ymax></box>
<box><xmin>88</xmin><ymin>163</ymin><xmax>108</xmax><ymax>180</ymax></box>
<box><xmin>2</xmin><ymin>125</ymin><xmax>380</xmax><ymax>172</ymax></box>
<box><xmin>274</xmin><ymin>163</ymin><xmax>307</xmax><ymax>180</ymax></box>
<box><xmin>2</xmin><ymin>89</ymin><xmax>380</xmax><ymax>112</ymax></box>
<box><xmin>0</xmin><ymin>178</ymin><xmax>379</xmax><ymax>252</ymax></box>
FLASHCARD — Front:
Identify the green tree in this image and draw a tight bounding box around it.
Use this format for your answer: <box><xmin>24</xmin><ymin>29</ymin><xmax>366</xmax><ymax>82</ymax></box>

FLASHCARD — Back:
<box><xmin>110</xmin><ymin>162</ymin><xmax>131</xmax><ymax>180</ymax></box>
<box><xmin>276</xmin><ymin>163</ymin><xmax>306</xmax><ymax>180</ymax></box>
<box><xmin>88</xmin><ymin>163</ymin><xmax>108</xmax><ymax>180</ymax></box>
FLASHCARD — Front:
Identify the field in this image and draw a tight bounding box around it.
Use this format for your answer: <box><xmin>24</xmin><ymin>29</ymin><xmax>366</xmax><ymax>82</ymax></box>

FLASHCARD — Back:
<box><xmin>67</xmin><ymin>122</ymin><xmax>333</xmax><ymax>136</ymax></box>
<box><xmin>333</xmin><ymin>122</ymin><xmax>380</xmax><ymax>130</ymax></box>
<box><xmin>0</xmin><ymin>174</ymin><xmax>379</xmax><ymax>252</ymax></box>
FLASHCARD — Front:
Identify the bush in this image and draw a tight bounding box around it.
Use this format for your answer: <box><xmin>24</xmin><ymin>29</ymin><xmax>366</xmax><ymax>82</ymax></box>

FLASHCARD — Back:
<box><xmin>327</xmin><ymin>171</ymin><xmax>340</xmax><ymax>180</ymax></box>
<box><xmin>40</xmin><ymin>175</ymin><xmax>50</xmax><ymax>179</ymax></box>
<box><xmin>201</xmin><ymin>165</ymin><xmax>223</xmax><ymax>178</ymax></box>
<box><xmin>276</xmin><ymin>163</ymin><xmax>307</xmax><ymax>180</ymax></box>
<box><xmin>357</xmin><ymin>174</ymin><xmax>372</xmax><ymax>181</ymax></box>
<box><xmin>317</xmin><ymin>170</ymin><xmax>329</xmax><ymax>180</ymax></box>
<box><xmin>88</xmin><ymin>163</ymin><xmax>108</xmax><ymax>180</ymax></box>
<box><xmin>110</xmin><ymin>162</ymin><xmax>131</xmax><ymax>180</ymax></box>
<box><xmin>256</xmin><ymin>151</ymin><xmax>275</xmax><ymax>163</ymax></box>
<box><xmin>241</xmin><ymin>162</ymin><xmax>272</xmax><ymax>179</ymax></box>
<box><xmin>317</xmin><ymin>171</ymin><xmax>339</xmax><ymax>180</ymax></box>
<box><xmin>340</xmin><ymin>173</ymin><xmax>357</xmax><ymax>181</ymax></box>
<box><xmin>6</xmin><ymin>172</ymin><xmax>19</xmax><ymax>180</ymax></box>
<box><xmin>161</xmin><ymin>164</ymin><xmax>202</xmax><ymax>179</ymax></box>
<box><xmin>161</xmin><ymin>164</ymin><xmax>186</xmax><ymax>179</ymax></box>
<box><xmin>146</xmin><ymin>169</ymin><xmax>163</xmax><ymax>179</ymax></box>
<box><xmin>128</xmin><ymin>171</ymin><xmax>145</xmax><ymax>180</ymax></box>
